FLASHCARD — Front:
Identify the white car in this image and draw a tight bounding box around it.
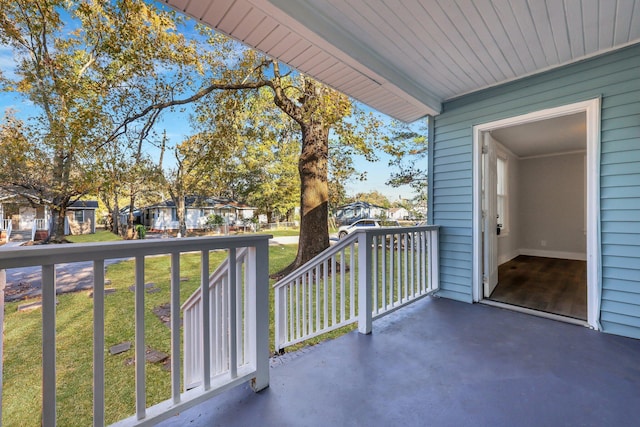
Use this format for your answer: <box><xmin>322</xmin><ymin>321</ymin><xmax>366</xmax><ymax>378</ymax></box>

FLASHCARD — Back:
<box><xmin>337</xmin><ymin>218</ymin><xmax>400</xmax><ymax>238</ymax></box>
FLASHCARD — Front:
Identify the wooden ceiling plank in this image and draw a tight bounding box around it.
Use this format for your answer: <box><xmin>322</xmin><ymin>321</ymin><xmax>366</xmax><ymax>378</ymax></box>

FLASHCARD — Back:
<box><xmin>546</xmin><ymin>0</ymin><xmax>573</xmax><ymax>63</ymax></box>
<box><xmin>474</xmin><ymin>0</ymin><xmax>527</xmax><ymax>76</ymax></box>
<box><xmin>598</xmin><ymin>1</ymin><xmax>616</xmax><ymax>50</ymax></box>
<box><xmin>243</xmin><ymin>16</ymin><xmax>279</xmax><ymax>47</ymax></box>
<box><xmin>613</xmin><ymin>0</ymin><xmax>635</xmax><ymax>45</ymax></box>
<box><xmin>216</xmin><ymin>0</ymin><xmax>252</xmax><ymax>35</ymax></box>
<box><xmin>267</xmin><ymin>33</ymin><xmax>304</xmax><ymax>60</ymax></box>
<box><xmin>183</xmin><ymin>0</ymin><xmax>212</xmax><ymax>19</ymax></box>
<box><xmin>331</xmin><ymin>0</ymin><xmax>462</xmax><ymax>96</ymax></box>
<box><xmin>255</xmin><ymin>24</ymin><xmax>291</xmax><ymax>53</ymax></box>
<box><xmin>581</xmin><ymin>1</ymin><xmax>599</xmax><ymax>53</ymax></box>
<box><xmin>387</xmin><ymin>1</ymin><xmax>476</xmax><ymax>95</ymax></box>
<box><xmin>528</xmin><ymin>1</ymin><xmax>560</xmax><ymax>64</ymax></box>
<box><xmin>426</xmin><ymin>0</ymin><xmax>497</xmax><ymax>85</ymax></box>
<box><xmin>508</xmin><ymin>0</ymin><xmax>549</xmax><ymax>69</ymax></box>
<box><xmin>233</xmin><ymin>8</ymin><xmax>267</xmax><ymax>42</ymax></box>
<box><xmin>631</xmin><ymin>1</ymin><xmax>640</xmax><ymax>39</ymax></box>
<box><xmin>453</xmin><ymin>0</ymin><xmax>516</xmax><ymax>80</ymax></box>
<box><xmin>564</xmin><ymin>0</ymin><xmax>585</xmax><ymax>58</ymax></box>
<box><xmin>480</xmin><ymin>0</ymin><xmax>537</xmax><ymax>72</ymax></box>
<box><xmin>200</xmin><ymin>0</ymin><xmax>235</xmax><ymax>27</ymax></box>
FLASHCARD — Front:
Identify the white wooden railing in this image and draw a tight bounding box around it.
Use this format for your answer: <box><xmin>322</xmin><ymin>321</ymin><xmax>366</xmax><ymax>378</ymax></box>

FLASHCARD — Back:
<box><xmin>181</xmin><ymin>247</ymin><xmax>250</xmax><ymax>390</ymax></box>
<box><xmin>274</xmin><ymin>225</ymin><xmax>439</xmax><ymax>351</ymax></box>
<box><xmin>0</xmin><ymin>235</ymin><xmax>270</xmax><ymax>426</ymax></box>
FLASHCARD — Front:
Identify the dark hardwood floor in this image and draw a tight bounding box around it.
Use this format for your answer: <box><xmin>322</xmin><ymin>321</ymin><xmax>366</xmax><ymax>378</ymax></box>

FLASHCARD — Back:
<box><xmin>488</xmin><ymin>255</ymin><xmax>587</xmax><ymax>320</ymax></box>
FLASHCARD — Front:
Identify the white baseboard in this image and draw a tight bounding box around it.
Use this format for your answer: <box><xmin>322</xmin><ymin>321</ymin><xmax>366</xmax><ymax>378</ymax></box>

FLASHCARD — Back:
<box><xmin>498</xmin><ymin>251</ymin><xmax>520</xmax><ymax>266</ymax></box>
<box><xmin>518</xmin><ymin>248</ymin><xmax>587</xmax><ymax>261</ymax></box>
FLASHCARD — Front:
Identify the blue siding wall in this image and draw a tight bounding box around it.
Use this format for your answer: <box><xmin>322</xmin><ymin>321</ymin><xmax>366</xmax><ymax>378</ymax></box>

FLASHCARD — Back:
<box><xmin>432</xmin><ymin>44</ymin><xmax>640</xmax><ymax>339</ymax></box>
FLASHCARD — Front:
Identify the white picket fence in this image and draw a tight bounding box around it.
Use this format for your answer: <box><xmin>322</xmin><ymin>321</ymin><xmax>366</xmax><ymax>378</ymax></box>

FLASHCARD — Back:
<box><xmin>273</xmin><ymin>225</ymin><xmax>440</xmax><ymax>351</ymax></box>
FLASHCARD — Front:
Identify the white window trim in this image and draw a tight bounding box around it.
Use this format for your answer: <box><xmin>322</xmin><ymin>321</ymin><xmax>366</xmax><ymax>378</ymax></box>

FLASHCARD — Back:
<box><xmin>496</xmin><ymin>151</ymin><xmax>509</xmax><ymax>237</ymax></box>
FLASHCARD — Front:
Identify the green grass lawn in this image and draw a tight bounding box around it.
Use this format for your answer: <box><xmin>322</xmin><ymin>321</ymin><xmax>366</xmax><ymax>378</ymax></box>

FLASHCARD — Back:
<box><xmin>3</xmin><ymin>244</ymin><xmax>299</xmax><ymax>426</ymax></box>
<box><xmin>66</xmin><ymin>230</ymin><xmax>123</xmax><ymax>243</ymax></box>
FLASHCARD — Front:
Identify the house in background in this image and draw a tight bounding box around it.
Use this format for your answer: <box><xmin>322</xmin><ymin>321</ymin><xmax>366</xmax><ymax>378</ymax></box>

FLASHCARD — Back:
<box><xmin>0</xmin><ymin>192</ymin><xmax>50</xmax><ymax>241</ymax></box>
<box><xmin>388</xmin><ymin>207</ymin><xmax>409</xmax><ymax>221</ymax></box>
<box><xmin>142</xmin><ymin>196</ymin><xmax>256</xmax><ymax>231</ymax></box>
<box><xmin>64</xmin><ymin>201</ymin><xmax>98</xmax><ymax>235</ymax></box>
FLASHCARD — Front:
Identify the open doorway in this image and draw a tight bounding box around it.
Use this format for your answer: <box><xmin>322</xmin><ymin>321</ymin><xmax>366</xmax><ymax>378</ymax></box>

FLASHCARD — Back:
<box><xmin>472</xmin><ymin>99</ymin><xmax>601</xmax><ymax>330</ymax></box>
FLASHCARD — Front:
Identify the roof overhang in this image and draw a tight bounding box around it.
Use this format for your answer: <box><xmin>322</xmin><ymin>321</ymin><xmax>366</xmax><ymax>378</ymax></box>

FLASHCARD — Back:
<box><xmin>164</xmin><ymin>0</ymin><xmax>640</xmax><ymax>122</ymax></box>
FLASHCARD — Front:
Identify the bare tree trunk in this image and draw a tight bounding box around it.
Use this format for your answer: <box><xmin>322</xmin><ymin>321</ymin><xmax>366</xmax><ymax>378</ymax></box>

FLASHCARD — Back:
<box><xmin>177</xmin><ymin>195</ymin><xmax>187</xmax><ymax>237</ymax></box>
<box><xmin>125</xmin><ymin>190</ymin><xmax>136</xmax><ymax>239</ymax></box>
<box><xmin>49</xmin><ymin>206</ymin><xmax>67</xmax><ymax>242</ymax></box>
<box><xmin>278</xmin><ymin>123</ymin><xmax>330</xmax><ymax>276</ymax></box>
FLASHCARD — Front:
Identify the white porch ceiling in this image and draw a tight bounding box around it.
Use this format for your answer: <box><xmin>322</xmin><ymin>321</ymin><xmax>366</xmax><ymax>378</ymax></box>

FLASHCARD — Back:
<box><xmin>164</xmin><ymin>0</ymin><xmax>640</xmax><ymax>122</ymax></box>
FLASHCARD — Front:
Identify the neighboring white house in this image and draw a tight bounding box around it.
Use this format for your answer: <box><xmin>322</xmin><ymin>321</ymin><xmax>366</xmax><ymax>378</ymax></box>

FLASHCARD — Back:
<box><xmin>388</xmin><ymin>207</ymin><xmax>409</xmax><ymax>221</ymax></box>
<box><xmin>142</xmin><ymin>197</ymin><xmax>256</xmax><ymax>231</ymax></box>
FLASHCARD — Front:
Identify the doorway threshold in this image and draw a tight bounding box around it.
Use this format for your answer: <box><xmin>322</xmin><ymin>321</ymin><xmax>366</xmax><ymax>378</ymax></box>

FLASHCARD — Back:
<box><xmin>479</xmin><ymin>299</ymin><xmax>591</xmax><ymax>328</ymax></box>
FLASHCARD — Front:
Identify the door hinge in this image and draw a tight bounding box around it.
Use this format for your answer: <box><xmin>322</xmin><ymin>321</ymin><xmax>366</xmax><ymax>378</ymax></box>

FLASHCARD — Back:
<box><xmin>482</xmin><ymin>275</ymin><xmax>488</xmax><ymax>284</ymax></box>
<box><xmin>481</xmin><ymin>144</ymin><xmax>488</xmax><ymax>154</ymax></box>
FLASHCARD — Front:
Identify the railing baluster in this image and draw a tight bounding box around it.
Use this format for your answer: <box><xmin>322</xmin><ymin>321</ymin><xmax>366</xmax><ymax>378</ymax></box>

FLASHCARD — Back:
<box><xmin>295</xmin><ymin>278</ymin><xmax>300</xmax><ymax>339</ymax></box>
<box><xmin>340</xmin><ymin>249</ymin><xmax>345</xmax><ymax>322</ymax></box>
<box><xmin>410</xmin><ymin>232</ymin><xmax>415</xmax><ymax>298</ymax></box>
<box><xmin>228</xmin><ymin>248</ymin><xmax>238</xmax><ymax>378</ymax></box>
<box><xmin>315</xmin><ymin>265</ymin><xmax>321</xmax><ymax>332</ymax></box>
<box><xmin>288</xmin><ymin>285</ymin><xmax>294</xmax><ymax>343</ymax></box>
<box><xmin>42</xmin><ymin>264</ymin><xmax>56</xmax><ymax>426</ymax></box>
<box><xmin>238</xmin><ymin>254</ymin><xmax>245</xmax><ymax>365</ymax></box>
<box><xmin>323</xmin><ymin>260</ymin><xmax>329</xmax><ymax>330</ymax></box>
<box><xmin>93</xmin><ymin>260</ymin><xmax>105</xmax><ymax>427</ymax></box>
<box><xmin>350</xmin><ymin>243</ymin><xmax>355</xmax><ymax>320</ymax></box>
<box><xmin>134</xmin><ymin>256</ymin><xmax>146</xmax><ymax>420</ymax></box>
<box><xmin>373</xmin><ymin>236</ymin><xmax>378</xmax><ymax>314</ymax></box>
<box><xmin>331</xmin><ymin>255</ymin><xmax>337</xmax><ymax>326</ymax></box>
<box><xmin>404</xmin><ymin>233</ymin><xmax>409</xmax><ymax>301</ymax></box>
<box><xmin>170</xmin><ymin>253</ymin><xmax>181</xmax><ymax>403</ymax></box>
<box><xmin>389</xmin><ymin>233</ymin><xmax>394</xmax><ymax>307</ymax></box>
<box><xmin>201</xmin><ymin>250</ymin><xmax>211</xmax><ymax>390</ymax></box>
<box><xmin>381</xmin><ymin>236</ymin><xmax>387</xmax><ymax>311</ymax></box>
<box><xmin>396</xmin><ymin>233</ymin><xmax>401</xmax><ymax>304</ymax></box>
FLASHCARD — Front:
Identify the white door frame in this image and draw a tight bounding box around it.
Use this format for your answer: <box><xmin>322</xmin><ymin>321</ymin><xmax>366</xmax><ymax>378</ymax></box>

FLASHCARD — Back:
<box><xmin>471</xmin><ymin>98</ymin><xmax>602</xmax><ymax>330</ymax></box>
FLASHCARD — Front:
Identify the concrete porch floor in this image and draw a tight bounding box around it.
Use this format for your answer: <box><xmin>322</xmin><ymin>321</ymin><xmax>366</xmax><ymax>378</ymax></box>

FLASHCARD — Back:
<box><xmin>159</xmin><ymin>297</ymin><xmax>640</xmax><ymax>427</ymax></box>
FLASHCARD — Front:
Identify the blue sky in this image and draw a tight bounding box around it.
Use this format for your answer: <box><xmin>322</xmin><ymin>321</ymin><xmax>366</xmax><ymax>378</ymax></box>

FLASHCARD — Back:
<box><xmin>0</xmin><ymin>5</ymin><xmax>426</xmax><ymax>204</ymax></box>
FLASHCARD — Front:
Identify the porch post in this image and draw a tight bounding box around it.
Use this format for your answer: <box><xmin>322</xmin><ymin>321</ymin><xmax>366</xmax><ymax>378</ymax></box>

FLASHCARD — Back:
<box><xmin>250</xmin><ymin>239</ymin><xmax>270</xmax><ymax>391</ymax></box>
<box><xmin>358</xmin><ymin>231</ymin><xmax>373</xmax><ymax>334</ymax></box>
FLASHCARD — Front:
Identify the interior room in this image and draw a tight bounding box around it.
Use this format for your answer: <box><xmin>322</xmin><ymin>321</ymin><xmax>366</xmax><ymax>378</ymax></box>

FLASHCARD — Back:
<box><xmin>485</xmin><ymin>112</ymin><xmax>588</xmax><ymax>320</ymax></box>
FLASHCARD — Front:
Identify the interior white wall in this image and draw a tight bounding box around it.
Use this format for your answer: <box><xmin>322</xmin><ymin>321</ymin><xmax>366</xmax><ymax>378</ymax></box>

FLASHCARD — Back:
<box><xmin>518</xmin><ymin>153</ymin><xmax>586</xmax><ymax>259</ymax></box>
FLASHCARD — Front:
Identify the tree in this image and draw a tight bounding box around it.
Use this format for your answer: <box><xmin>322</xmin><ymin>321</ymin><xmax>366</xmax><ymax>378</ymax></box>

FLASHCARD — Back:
<box><xmin>0</xmin><ymin>0</ymin><xmax>202</xmax><ymax>240</ymax></box>
<box><xmin>350</xmin><ymin>190</ymin><xmax>392</xmax><ymax>208</ymax></box>
<box><xmin>140</xmin><ymin>48</ymin><xmax>382</xmax><ymax>272</ymax></box>
<box><xmin>383</xmin><ymin>119</ymin><xmax>429</xmax><ymax>201</ymax></box>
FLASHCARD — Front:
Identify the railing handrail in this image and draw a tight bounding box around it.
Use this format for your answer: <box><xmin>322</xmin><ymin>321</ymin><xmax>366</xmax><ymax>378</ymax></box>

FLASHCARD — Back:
<box><xmin>272</xmin><ymin>225</ymin><xmax>440</xmax><ymax>289</ymax></box>
<box><xmin>0</xmin><ymin>235</ymin><xmax>271</xmax><ymax>269</ymax></box>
